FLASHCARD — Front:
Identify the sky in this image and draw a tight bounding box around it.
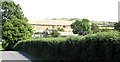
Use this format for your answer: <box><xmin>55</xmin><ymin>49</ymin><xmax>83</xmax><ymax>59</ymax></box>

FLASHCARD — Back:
<box><xmin>13</xmin><ymin>0</ymin><xmax>120</xmax><ymax>22</ymax></box>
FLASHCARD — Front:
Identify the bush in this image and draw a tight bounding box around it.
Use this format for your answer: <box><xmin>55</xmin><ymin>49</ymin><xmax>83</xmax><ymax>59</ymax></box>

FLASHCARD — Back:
<box><xmin>57</xmin><ymin>27</ymin><xmax>64</xmax><ymax>31</ymax></box>
<box><xmin>50</xmin><ymin>30</ymin><xmax>60</xmax><ymax>37</ymax></box>
<box><xmin>13</xmin><ymin>31</ymin><xmax>120</xmax><ymax>61</ymax></box>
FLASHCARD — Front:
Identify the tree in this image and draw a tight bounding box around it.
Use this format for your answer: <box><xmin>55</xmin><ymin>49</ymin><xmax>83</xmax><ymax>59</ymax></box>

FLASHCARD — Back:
<box><xmin>57</xmin><ymin>27</ymin><xmax>64</xmax><ymax>31</ymax></box>
<box><xmin>114</xmin><ymin>21</ymin><xmax>120</xmax><ymax>32</ymax></box>
<box><xmin>50</xmin><ymin>30</ymin><xmax>60</xmax><ymax>37</ymax></box>
<box><xmin>81</xmin><ymin>19</ymin><xmax>91</xmax><ymax>32</ymax></box>
<box><xmin>1</xmin><ymin>1</ymin><xmax>33</xmax><ymax>50</ymax></box>
<box><xmin>91</xmin><ymin>23</ymin><xmax>99</xmax><ymax>33</ymax></box>
<box><xmin>71</xmin><ymin>19</ymin><xmax>91</xmax><ymax>35</ymax></box>
<box><xmin>71</xmin><ymin>20</ymin><xmax>82</xmax><ymax>34</ymax></box>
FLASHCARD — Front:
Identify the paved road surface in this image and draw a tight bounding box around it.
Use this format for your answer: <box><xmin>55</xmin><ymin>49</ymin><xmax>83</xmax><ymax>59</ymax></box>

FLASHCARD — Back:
<box><xmin>0</xmin><ymin>51</ymin><xmax>36</xmax><ymax>62</ymax></box>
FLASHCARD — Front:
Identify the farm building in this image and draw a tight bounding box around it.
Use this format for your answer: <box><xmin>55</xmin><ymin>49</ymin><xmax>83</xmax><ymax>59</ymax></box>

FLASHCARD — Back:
<box><xmin>28</xmin><ymin>19</ymin><xmax>75</xmax><ymax>33</ymax></box>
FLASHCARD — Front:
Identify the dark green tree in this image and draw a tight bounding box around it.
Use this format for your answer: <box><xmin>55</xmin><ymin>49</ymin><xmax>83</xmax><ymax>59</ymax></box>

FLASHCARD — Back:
<box><xmin>91</xmin><ymin>23</ymin><xmax>100</xmax><ymax>33</ymax></box>
<box><xmin>1</xmin><ymin>1</ymin><xmax>33</xmax><ymax>50</ymax></box>
<box><xmin>81</xmin><ymin>19</ymin><xmax>91</xmax><ymax>32</ymax></box>
<box><xmin>114</xmin><ymin>21</ymin><xmax>120</xmax><ymax>32</ymax></box>
<box><xmin>71</xmin><ymin>20</ymin><xmax>82</xmax><ymax>34</ymax></box>
<box><xmin>71</xmin><ymin>19</ymin><xmax>91</xmax><ymax>34</ymax></box>
<box><xmin>50</xmin><ymin>30</ymin><xmax>60</xmax><ymax>37</ymax></box>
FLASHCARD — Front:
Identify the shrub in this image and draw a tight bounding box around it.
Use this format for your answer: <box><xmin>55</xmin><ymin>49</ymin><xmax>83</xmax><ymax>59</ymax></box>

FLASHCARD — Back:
<box><xmin>50</xmin><ymin>30</ymin><xmax>60</xmax><ymax>37</ymax></box>
<box><xmin>13</xmin><ymin>31</ymin><xmax>120</xmax><ymax>61</ymax></box>
<box><xmin>57</xmin><ymin>27</ymin><xmax>64</xmax><ymax>31</ymax></box>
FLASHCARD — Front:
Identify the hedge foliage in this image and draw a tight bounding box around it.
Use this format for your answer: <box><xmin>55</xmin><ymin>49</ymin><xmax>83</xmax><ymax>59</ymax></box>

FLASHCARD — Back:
<box><xmin>13</xmin><ymin>31</ymin><xmax>120</xmax><ymax>61</ymax></box>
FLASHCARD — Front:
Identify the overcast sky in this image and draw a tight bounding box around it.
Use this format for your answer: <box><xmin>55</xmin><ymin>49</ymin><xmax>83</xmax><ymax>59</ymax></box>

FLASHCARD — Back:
<box><xmin>13</xmin><ymin>0</ymin><xmax>119</xmax><ymax>22</ymax></box>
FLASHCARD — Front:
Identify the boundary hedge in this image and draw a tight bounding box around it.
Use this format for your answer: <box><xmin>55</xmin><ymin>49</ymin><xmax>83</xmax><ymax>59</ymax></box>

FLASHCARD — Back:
<box><xmin>13</xmin><ymin>31</ymin><xmax>120</xmax><ymax>61</ymax></box>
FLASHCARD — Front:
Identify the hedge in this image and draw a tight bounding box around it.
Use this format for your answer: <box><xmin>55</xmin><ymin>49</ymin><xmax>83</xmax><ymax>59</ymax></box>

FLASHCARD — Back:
<box><xmin>13</xmin><ymin>31</ymin><xmax>120</xmax><ymax>61</ymax></box>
